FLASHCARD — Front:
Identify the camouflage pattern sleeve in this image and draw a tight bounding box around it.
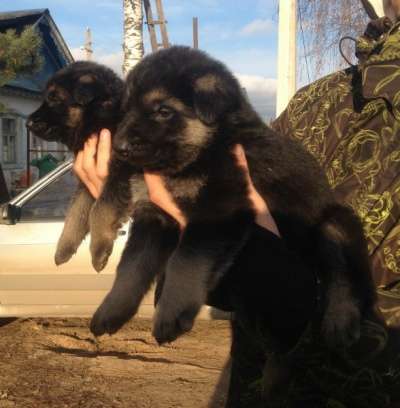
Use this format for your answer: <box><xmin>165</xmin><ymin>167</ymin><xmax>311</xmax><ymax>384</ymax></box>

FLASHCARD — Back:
<box><xmin>271</xmin><ymin>19</ymin><xmax>400</xmax><ymax>296</ymax></box>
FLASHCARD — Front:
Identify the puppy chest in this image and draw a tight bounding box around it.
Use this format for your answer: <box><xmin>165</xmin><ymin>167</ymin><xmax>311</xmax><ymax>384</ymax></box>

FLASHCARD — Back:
<box><xmin>164</xmin><ymin>169</ymin><xmax>251</xmax><ymax>220</ymax></box>
<box><xmin>164</xmin><ymin>175</ymin><xmax>207</xmax><ymax>204</ymax></box>
<box><xmin>129</xmin><ymin>174</ymin><xmax>148</xmax><ymax>206</ymax></box>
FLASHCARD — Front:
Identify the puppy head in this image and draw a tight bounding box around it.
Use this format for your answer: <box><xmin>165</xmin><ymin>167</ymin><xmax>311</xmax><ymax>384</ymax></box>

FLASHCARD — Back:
<box><xmin>113</xmin><ymin>46</ymin><xmax>245</xmax><ymax>173</ymax></box>
<box><xmin>27</xmin><ymin>61</ymin><xmax>123</xmax><ymax>153</ymax></box>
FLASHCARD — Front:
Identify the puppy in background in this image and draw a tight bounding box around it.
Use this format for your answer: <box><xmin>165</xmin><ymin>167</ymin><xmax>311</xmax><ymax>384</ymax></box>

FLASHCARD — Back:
<box><xmin>27</xmin><ymin>61</ymin><xmax>128</xmax><ymax>269</ymax></box>
<box><xmin>101</xmin><ymin>46</ymin><xmax>376</xmax><ymax>351</ymax></box>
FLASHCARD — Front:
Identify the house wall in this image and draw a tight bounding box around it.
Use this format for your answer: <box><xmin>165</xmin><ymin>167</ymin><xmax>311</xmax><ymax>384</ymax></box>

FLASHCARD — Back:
<box><xmin>0</xmin><ymin>93</ymin><xmax>67</xmax><ymax>195</ymax></box>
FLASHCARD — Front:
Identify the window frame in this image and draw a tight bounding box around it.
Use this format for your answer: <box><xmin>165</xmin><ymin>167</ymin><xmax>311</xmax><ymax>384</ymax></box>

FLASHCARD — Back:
<box><xmin>0</xmin><ymin>114</ymin><xmax>24</xmax><ymax>169</ymax></box>
<box><xmin>7</xmin><ymin>160</ymin><xmax>74</xmax><ymax>224</ymax></box>
<box><xmin>2</xmin><ymin>117</ymin><xmax>18</xmax><ymax>164</ymax></box>
<box><xmin>18</xmin><ymin>165</ymin><xmax>77</xmax><ymax>222</ymax></box>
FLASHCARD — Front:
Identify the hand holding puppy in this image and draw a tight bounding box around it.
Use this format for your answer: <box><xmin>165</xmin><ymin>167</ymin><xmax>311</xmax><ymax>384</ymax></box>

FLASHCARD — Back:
<box><xmin>74</xmin><ymin>128</ymin><xmax>280</xmax><ymax>236</ymax></box>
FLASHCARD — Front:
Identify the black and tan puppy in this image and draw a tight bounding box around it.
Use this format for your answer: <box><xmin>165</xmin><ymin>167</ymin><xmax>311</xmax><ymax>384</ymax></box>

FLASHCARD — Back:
<box><xmin>27</xmin><ymin>61</ymin><xmax>133</xmax><ymax>271</ymax></box>
<box><xmin>104</xmin><ymin>46</ymin><xmax>376</xmax><ymax>348</ymax></box>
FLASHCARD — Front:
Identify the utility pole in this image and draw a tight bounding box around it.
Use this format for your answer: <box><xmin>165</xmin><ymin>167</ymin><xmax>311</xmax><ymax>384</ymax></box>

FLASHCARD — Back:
<box><xmin>81</xmin><ymin>27</ymin><xmax>93</xmax><ymax>61</ymax></box>
<box><xmin>193</xmin><ymin>17</ymin><xmax>198</xmax><ymax>49</ymax></box>
<box><xmin>276</xmin><ymin>0</ymin><xmax>297</xmax><ymax>117</ymax></box>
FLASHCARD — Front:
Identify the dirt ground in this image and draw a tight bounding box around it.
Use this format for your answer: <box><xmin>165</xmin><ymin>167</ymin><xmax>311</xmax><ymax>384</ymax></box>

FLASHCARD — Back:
<box><xmin>0</xmin><ymin>318</ymin><xmax>232</xmax><ymax>408</ymax></box>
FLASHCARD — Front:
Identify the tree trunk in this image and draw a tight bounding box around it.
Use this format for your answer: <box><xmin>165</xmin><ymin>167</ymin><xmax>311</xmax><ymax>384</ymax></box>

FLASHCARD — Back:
<box><xmin>122</xmin><ymin>0</ymin><xmax>144</xmax><ymax>77</ymax></box>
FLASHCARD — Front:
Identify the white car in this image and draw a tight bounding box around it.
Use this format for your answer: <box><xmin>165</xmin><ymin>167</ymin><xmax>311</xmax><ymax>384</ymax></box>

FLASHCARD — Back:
<box><xmin>0</xmin><ymin>161</ymin><xmax>153</xmax><ymax>318</ymax></box>
<box><xmin>0</xmin><ymin>162</ymin><xmax>219</xmax><ymax>320</ymax></box>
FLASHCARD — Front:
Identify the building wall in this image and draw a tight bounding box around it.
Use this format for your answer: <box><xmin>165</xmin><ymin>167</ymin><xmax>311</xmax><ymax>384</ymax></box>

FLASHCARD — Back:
<box><xmin>0</xmin><ymin>93</ymin><xmax>67</xmax><ymax>195</ymax></box>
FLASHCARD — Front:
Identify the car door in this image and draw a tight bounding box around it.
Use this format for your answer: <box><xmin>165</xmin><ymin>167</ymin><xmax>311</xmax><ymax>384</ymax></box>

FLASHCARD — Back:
<box><xmin>0</xmin><ymin>161</ymin><xmax>155</xmax><ymax>318</ymax></box>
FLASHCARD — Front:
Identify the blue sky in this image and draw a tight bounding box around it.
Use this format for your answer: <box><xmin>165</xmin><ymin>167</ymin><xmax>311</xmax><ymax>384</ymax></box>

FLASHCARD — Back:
<box><xmin>0</xmin><ymin>0</ymin><xmax>279</xmax><ymax>119</ymax></box>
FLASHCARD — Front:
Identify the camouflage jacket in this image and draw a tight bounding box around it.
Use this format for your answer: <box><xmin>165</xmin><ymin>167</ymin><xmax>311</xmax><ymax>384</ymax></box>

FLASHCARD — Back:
<box><xmin>272</xmin><ymin>18</ymin><xmax>400</xmax><ymax>290</ymax></box>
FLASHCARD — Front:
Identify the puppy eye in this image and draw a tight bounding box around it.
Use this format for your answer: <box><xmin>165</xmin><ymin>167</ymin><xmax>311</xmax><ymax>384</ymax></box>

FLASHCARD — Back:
<box><xmin>47</xmin><ymin>93</ymin><xmax>61</xmax><ymax>106</ymax></box>
<box><xmin>157</xmin><ymin>106</ymin><xmax>174</xmax><ymax>120</ymax></box>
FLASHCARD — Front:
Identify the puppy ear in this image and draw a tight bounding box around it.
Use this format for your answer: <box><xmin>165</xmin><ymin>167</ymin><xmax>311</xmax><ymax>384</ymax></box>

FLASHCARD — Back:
<box><xmin>193</xmin><ymin>73</ymin><xmax>239</xmax><ymax>124</ymax></box>
<box><xmin>74</xmin><ymin>74</ymin><xmax>97</xmax><ymax>105</ymax></box>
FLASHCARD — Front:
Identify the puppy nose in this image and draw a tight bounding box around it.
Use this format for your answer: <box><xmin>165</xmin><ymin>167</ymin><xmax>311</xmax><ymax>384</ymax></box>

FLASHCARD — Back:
<box><xmin>113</xmin><ymin>141</ymin><xmax>130</xmax><ymax>158</ymax></box>
<box><xmin>26</xmin><ymin>119</ymin><xmax>46</xmax><ymax>133</ymax></box>
<box><xmin>26</xmin><ymin>119</ymin><xmax>34</xmax><ymax>130</ymax></box>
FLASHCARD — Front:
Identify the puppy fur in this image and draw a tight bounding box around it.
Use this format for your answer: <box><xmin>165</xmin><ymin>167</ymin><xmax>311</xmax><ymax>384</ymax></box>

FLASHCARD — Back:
<box><xmin>27</xmin><ymin>61</ymin><xmax>129</xmax><ymax>268</ymax></box>
<box><xmin>27</xmin><ymin>62</ymin><xmax>180</xmax><ymax>332</ymax></box>
<box><xmin>105</xmin><ymin>46</ymin><xmax>376</xmax><ymax>351</ymax></box>
<box><xmin>28</xmin><ymin>61</ymin><xmax>123</xmax><ymax>153</ymax></box>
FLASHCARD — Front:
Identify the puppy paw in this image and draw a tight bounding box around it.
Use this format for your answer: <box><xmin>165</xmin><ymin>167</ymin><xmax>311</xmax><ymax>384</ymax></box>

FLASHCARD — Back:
<box><xmin>152</xmin><ymin>301</ymin><xmax>199</xmax><ymax>345</ymax></box>
<box><xmin>54</xmin><ymin>241</ymin><xmax>79</xmax><ymax>265</ymax></box>
<box><xmin>90</xmin><ymin>303</ymin><xmax>125</xmax><ymax>337</ymax></box>
<box><xmin>90</xmin><ymin>292</ymin><xmax>138</xmax><ymax>336</ymax></box>
<box><xmin>322</xmin><ymin>299</ymin><xmax>361</xmax><ymax>349</ymax></box>
<box><xmin>90</xmin><ymin>238</ymin><xmax>114</xmax><ymax>272</ymax></box>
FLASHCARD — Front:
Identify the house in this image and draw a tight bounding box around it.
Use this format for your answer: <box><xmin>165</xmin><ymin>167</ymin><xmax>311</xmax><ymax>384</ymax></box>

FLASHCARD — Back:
<box><xmin>0</xmin><ymin>9</ymin><xmax>73</xmax><ymax>195</ymax></box>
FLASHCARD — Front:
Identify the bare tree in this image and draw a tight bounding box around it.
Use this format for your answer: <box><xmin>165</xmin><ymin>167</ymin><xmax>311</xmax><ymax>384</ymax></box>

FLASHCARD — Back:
<box><xmin>297</xmin><ymin>0</ymin><xmax>369</xmax><ymax>84</ymax></box>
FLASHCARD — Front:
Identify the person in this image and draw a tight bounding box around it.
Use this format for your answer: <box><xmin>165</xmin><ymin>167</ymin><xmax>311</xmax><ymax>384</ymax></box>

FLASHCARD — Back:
<box><xmin>272</xmin><ymin>2</ymin><xmax>400</xmax><ymax>328</ymax></box>
<box><xmin>74</xmin><ymin>129</ymin><xmax>321</xmax><ymax>406</ymax></box>
<box><xmin>73</xmin><ymin>129</ymin><xmax>397</xmax><ymax>407</ymax></box>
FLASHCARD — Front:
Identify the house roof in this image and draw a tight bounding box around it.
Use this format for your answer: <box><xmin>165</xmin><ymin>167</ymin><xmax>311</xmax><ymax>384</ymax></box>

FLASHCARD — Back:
<box><xmin>0</xmin><ymin>9</ymin><xmax>74</xmax><ymax>95</ymax></box>
<box><xmin>0</xmin><ymin>9</ymin><xmax>48</xmax><ymax>28</ymax></box>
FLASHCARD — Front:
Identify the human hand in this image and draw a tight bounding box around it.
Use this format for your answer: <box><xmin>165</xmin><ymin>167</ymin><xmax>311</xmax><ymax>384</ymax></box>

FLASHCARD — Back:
<box><xmin>73</xmin><ymin>129</ymin><xmax>111</xmax><ymax>199</ymax></box>
<box><xmin>144</xmin><ymin>172</ymin><xmax>187</xmax><ymax>229</ymax></box>
<box><xmin>144</xmin><ymin>145</ymin><xmax>281</xmax><ymax>236</ymax></box>
<box><xmin>232</xmin><ymin>144</ymin><xmax>280</xmax><ymax>237</ymax></box>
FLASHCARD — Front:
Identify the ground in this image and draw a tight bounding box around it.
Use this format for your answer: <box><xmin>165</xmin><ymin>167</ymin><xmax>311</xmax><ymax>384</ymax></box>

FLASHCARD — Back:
<box><xmin>2</xmin><ymin>315</ymin><xmax>399</xmax><ymax>408</ymax></box>
<box><xmin>0</xmin><ymin>318</ymin><xmax>231</xmax><ymax>408</ymax></box>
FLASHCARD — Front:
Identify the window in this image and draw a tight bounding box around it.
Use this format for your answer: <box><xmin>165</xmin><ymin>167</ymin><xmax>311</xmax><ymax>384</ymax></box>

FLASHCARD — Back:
<box><xmin>2</xmin><ymin>118</ymin><xmax>18</xmax><ymax>164</ymax></box>
<box><xmin>19</xmin><ymin>169</ymin><xmax>78</xmax><ymax>221</ymax></box>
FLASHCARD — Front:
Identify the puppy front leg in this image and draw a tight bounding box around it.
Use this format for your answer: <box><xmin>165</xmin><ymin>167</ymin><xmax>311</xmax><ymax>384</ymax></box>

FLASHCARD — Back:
<box><xmin>55</xmin><ymin>183</ymin><xmax>94</xmax><ymax>265</ymax></box>
<box><xmin>90</xmin><ymin>202</ymin><xmax>179</xmax><ymax>336</ymax></box>
<box><xmin>153</xmin><ymin>213</ymin><xmax>252</xmax><ymax>344</ymax></box>
<box><xmin>89</xmin><ymin>160</ymin><xmax>133</xmax><ymax>272</ymax></box>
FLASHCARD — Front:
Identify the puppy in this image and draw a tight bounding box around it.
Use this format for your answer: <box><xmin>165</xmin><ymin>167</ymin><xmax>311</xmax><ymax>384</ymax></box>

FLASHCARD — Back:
<box><xmin>101</xmin><ymin>46</ymin><xmax>376</xmax><ymax>349</ymax></box>
<box><xmin>27</xmin><ymin>61</ymin><xmax>127</xmax><ymax>269</ymax></box>
<box><xmin>27</xmin><ymin>61</ymin><xmax>180</xmax><ymax>332</ymax></box>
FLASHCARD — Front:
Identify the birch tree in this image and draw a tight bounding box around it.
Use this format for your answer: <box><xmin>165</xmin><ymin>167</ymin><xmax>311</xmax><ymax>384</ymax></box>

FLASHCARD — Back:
<box><xmin>297</xmin><ymin>0</ymin><xmax>368</xmax><ymax>83</ymax></box>
<box><xmin>122</xmin><ymin>0</ymin><xmax>144</xmax><ymax>77</ymax></box>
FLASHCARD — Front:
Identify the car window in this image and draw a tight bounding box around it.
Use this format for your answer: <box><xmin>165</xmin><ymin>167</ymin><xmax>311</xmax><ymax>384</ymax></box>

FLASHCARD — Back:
<box><xmin>19</xmin><ymin>170</ymin><xmax>77</xmax><ymax>221</ymax></box>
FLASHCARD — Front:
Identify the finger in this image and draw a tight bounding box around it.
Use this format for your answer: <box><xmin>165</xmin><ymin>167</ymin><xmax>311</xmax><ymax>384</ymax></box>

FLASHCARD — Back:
<box><xmin>233</xmin><ymin>144</ymin><xmax>248</xmax><ymax>169</ymax></box>
<box><xmin>73</xmin><ymin>150</ymin><xmax>84</xmax><ymax>178</ymax></box>
<box><xmin>145</xmin><ymin>173</ymin><xmax>176</xmax><ymax>209</ymax></box>
<box><xmin>233</xmin><ymin>144</ymin><xmax>256</xmax><ymax>192</ymax></box>
<box><xmin>82</xmin><ymin>134</ymin><xmax>103</xmax><ymax>193</ymax></box>
<box><xmin>96</xmin><ymin>129</ymin><xmax>111</xmax><ymax>180</ymax></box>
<box><xmin>144</xmin><ymin>172</ymin><xmax>166</xmax><ymax>203</ymax></box>
<box><xmin>144</xmin><ymin>172</ymin><xmax>187</xmax><ymax>229</ymax></box>
<box><xmin>82</xmin><ymin>135</ymin><xmax>98</xmax><ymax>177</ymax></box>
<box><xmin>83</xmin><ymin>135</ymin><xmax>104</xmax><ymax>197</ymax></box>
<box><xmin>73</xmin><ymin>150</ymin><xmax>100</xmax><ymax>198</ymax></box>
<box><xmin>232</xmin><ymin>147</ymin><xmax>280</xmax><ymax>236</ymax></box>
